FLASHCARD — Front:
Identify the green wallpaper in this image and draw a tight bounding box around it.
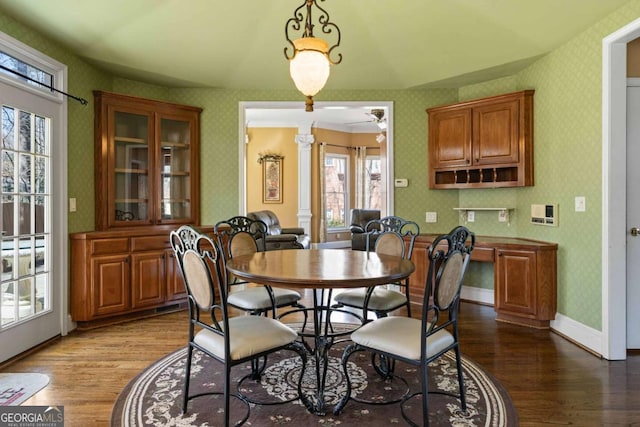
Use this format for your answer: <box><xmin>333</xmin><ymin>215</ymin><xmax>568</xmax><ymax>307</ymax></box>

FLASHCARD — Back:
<box><xmin>169</xmin><ymin>87</ymin><xmax>461</xmax><ymax>233</ymax></box>
<box><xmin>3</xmin><ymin>1</ymin><xmax>640</xmax><ymax>331</ymax></box>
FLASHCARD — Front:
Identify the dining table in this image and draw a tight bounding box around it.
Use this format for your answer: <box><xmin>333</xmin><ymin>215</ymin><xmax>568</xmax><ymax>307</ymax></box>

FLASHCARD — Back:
<box><xmin>225</xmin><ymin>248</ymin><xmax>415</xmax><ymax>415</ymax></box>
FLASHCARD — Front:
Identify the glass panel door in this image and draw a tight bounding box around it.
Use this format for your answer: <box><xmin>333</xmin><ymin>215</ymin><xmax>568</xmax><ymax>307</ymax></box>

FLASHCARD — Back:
<box><xmin>112</xmin><ymin>110</ymin><xmax>151</xmax><ymax>226</ymax></box>
<box><xmin>159</xmin><ymin>117</ymin><xmax>191</xmax><ymax>223</ymax></box>
<box><xmin>1</xmin><ymin>103</ymin><xmax>52</xmax><ymax>334</ymax></box>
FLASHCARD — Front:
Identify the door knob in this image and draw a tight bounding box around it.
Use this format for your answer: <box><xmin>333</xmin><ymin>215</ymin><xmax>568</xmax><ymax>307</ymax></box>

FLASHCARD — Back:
<box><xmin>631</xmin><ymin>227</ymin><xmax>640</xmax><ymax>236</ymax></box>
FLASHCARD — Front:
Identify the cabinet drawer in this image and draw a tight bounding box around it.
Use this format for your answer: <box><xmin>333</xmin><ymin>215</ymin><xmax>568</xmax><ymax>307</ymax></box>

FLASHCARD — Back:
<box><xmin>471</xmin><ymin>247</ymin><xmax>495</xmax><ymax>262</ymax></box>
<box><xmin>131</xmin><ymin>235</ymin><xmax>171</xmax><ymax>251</ymax></box>
<box><xmin>92</xmin><ymin>238</ymin><xmax>129</xmax><ymax>255</ymax></box>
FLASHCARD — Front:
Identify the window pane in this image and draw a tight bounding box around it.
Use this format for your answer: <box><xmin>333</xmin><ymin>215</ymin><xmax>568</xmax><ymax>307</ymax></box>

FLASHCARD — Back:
<box><xmin>365</xmin><ymin>157</ymin><xmax>382</xmax><ymax>210</ymax></box>
<box><xmin>324</xmin><ymin>156</ymin><xmax>348</xmax><ymax>228</ymax></box>
<box><xmin>2</xmin><ymin>106</ymin><xmax>15</xmax><ymax>149</ymax></box>
<box><xmin>2</xmin><ymin>152</ymin><xmax>15</xmax><ymax>193</ymax></box>
<box><xmin>0</xmin><ymin>51</ymin><xmax>53</xmax><ymax>91</ymax></box>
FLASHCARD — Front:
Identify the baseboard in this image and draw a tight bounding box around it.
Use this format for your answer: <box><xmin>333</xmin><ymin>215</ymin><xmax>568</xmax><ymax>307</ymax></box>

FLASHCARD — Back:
<box><xmin>461</xmin><ymin>286</ymin><xmax>494</xmax><ymax>305</ymax></box>
<box><xmin>550</xmin><ymin>313</ymin><xmax>603</xmax><ymax>356</ymax></box>
<box><xmin>460</xmin><ymin>286</ymin><xmax>603</xmax><ymax>356</ymax></box>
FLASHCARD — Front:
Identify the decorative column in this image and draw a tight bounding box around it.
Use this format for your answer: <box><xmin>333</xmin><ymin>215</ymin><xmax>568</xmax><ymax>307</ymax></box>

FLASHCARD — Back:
<box><xmin>295</xmin><ymin>124</ymin><xmax>314</xmax><ymax>237</ymax></box>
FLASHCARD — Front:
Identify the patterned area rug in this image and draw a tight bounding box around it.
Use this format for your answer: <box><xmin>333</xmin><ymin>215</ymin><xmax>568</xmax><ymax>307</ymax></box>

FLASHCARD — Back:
<box><xmin>112</xmin><ymin>333</ymin><xmax>517</xmax><ymax>426</ymax></box>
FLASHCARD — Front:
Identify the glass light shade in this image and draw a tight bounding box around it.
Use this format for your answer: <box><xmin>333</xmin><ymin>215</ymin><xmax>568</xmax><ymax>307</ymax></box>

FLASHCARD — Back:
<box><xmin>289</xmin><ymin>37</ymin><xmax>330</xmax><ymax>96</ymax></box>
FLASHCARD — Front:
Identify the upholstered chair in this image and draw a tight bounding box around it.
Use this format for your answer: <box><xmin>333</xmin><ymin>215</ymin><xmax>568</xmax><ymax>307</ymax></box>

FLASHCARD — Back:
<box><xmin>349</xmin><ymin>209</ymin><xmax>380</xmax><ymax>250</ymax></box>
<box><xmin>214</xmin><ymin>216</ymin><xmax>305</xmax><ymax>318</ymax></box>
<box><xmin>169</xmin><ymin>225</ymin><xmax>309</xmax><ymax>427</ymax></box>
<box><xmin>334</xmin><ymin>226</ymin><xmax>475</xmax><ymax>427</ymax></box>
<box><xmin>246</xmin><ymin>210</ymin><xmax>310</xmax><ymax>250</ymax></box>
<box><xmin>335</xmin><ymin>216</ymin><xmax>419</xmax><ymax>320</ymax></box>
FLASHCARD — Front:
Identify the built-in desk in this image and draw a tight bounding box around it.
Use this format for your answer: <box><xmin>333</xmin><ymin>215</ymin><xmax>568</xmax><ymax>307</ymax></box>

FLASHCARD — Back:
<box><xmin>407</xmin><ymin>234</ymin><xmax>557</xmax><ymax>329</ymax></box>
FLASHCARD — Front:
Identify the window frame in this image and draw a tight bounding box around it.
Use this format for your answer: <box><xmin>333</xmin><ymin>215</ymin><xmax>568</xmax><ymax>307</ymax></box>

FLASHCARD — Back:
<box><xmin>323</xmin><ymin>153</ymin><xmax>350</xmax><ymax>231</ymax></box>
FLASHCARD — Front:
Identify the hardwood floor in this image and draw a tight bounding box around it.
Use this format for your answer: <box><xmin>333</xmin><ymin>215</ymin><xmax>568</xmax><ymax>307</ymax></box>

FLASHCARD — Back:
<box><xmin>2</xmin><ymin>291</ymin><xmax>640</xmax><ymax>426</ymax></box>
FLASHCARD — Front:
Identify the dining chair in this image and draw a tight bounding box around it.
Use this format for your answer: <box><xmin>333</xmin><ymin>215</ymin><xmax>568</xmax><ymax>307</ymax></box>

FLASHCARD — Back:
<box><xmin>334</xmin><ymin>226</ymin><xmax>475</xmax><ymax>427</ymax></box>
<box><xmin>333</xmin><ymin>215</ymin><xmax>419</xmax><ymax>321</ymax></box>
<box><xmin>214</xmin><ymin>216</ymin><xmax>306</xmax><ymax>319</ymax></box>
<box><xmin>170</xmin><ymin>225</ymin><xmax>309</xmax><ymax>427</ymax></box>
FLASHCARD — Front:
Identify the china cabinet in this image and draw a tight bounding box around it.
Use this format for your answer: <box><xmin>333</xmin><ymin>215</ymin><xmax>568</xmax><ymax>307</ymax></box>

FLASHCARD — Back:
<box><xmin>70</xmin><ymin>92</ymin><xmax>203</xmax><ymax>327</ymax></box>
<box><xmin>93</xmin><ymin>90</ymin><xmax>201</xmax><ymax>230</ymax></box>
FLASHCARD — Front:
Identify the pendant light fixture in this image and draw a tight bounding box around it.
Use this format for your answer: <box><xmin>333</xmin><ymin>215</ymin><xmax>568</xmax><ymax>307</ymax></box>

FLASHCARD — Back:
<box><xmin>284</xmin><ymin>0</ymin><xmax>342</xmax><ymax>112</ymax></box>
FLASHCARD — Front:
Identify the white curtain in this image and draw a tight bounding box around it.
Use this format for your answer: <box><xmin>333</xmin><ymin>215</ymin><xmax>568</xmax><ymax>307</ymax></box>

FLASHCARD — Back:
<box><xmin>354</xmin><ymin>146</ymin><xmax>367</xmax><ymax>209</ymax></box>
<box><xmin>319</xmin><ymin>142</ymin><xmax>327</xmax><ymax>243</ymax></box>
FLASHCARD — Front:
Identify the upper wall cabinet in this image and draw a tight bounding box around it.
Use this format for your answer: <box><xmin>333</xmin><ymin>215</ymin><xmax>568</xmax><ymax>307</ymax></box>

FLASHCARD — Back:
<box><xmin>93</xmin><ymin>91</ymin><xmax>202</xmax><ymax>230</ymax></box>
<box><xmin>427</xmin><ymin>90</ymin><xmax>534</xmax><ymax>189</ymax></box>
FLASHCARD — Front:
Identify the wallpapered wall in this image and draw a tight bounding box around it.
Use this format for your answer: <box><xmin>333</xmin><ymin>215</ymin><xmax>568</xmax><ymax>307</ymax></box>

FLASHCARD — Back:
<box><xmin>3</xmin><ymin>1</ymin><xmax>640</xmax><ymax>331</ymax></box>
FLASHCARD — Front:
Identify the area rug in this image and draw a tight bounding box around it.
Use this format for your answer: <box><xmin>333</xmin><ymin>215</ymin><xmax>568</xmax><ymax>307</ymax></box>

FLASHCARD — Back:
<box><xmin>0</xmin><ymin>373</ymin><xmax>49</xmax><ymax>406</ymax></box>
<box><xmin>112</xmin><ymin>332</ymin><xmax>517</xmax><ymax>427</ymax></box>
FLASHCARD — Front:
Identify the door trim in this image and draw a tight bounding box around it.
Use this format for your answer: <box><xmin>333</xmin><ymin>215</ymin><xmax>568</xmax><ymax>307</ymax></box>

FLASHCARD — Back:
<box><xmin>238</xmin><ymin>101</ymin><xmax>395</xmax><ymax>218</ymax></box>
<box><xmin>602</xmin><ymin>17</ymin><xmax>640</xmax><ymax>360</ymax></box>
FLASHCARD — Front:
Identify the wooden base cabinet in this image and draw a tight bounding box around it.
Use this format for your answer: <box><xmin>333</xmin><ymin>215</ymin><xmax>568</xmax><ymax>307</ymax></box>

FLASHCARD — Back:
<box><xmin>495</xmin><ymin>246</ymin><xmax>557</xmax><ymax>328</ymax></box>
<box><xmin>407</xmin><ymin>234</ymin><xmax>557</xmax><ymax>328</ymax></box>
<box><xmin>70</xmin><ymin>227</ymin><xmax>212</xmax><ymax>328</ymax></box>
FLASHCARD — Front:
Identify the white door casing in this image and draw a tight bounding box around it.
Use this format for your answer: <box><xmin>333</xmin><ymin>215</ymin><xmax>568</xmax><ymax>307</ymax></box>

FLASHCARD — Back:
<box><xmin>626</xmin><ymin>82</ymin><xmax>640</xmax><ymax>349</ymax></box>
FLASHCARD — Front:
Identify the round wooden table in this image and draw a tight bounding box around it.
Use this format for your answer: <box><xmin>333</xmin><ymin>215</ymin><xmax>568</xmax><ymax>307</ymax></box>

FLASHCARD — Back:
<box><xmin>226</xmin><ymin>248</ymin><xmax>415</xmax><ymax>415</ymax></box>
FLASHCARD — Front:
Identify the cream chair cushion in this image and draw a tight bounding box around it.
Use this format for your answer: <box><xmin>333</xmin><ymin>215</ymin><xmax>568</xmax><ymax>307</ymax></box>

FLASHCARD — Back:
<box><xmin>335</xmin><ymin>287</ymin><xmax>406</xmax><ymax>311</ymax></box>
<box><xmin>228</xmin><ymin>287</ymin><xmax>301</xmax><ymax>311</ymax></box>
<box><xmin>194</xmin><ymin>315</ymin><xmax>298</xmax><ymax>361</ymax></box>
<box><xmin>351</xmin><ymin>316</ymin><xmax>454</xmax><ymax>361</ymax></box>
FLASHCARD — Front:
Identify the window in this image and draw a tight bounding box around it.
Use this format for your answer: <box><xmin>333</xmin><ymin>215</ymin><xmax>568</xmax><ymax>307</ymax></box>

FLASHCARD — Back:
<box><xmin>324</xmin><ymin>154</ymin><xmax>349</xmax><ymax>229</ymax></box>
<box><xmin>0</xmin><ymin>50</ymin><xmax>53</xmax><ymax>93</ymax></box>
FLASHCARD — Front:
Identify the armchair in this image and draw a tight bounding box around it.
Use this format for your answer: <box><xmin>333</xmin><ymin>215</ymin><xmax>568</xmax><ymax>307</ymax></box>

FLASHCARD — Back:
<box><xmin>246</xmin><ymin>210</ymin><xmax>310</xmax><ymax>250</ymax></box>
<box><xmin>349</xmin><ymin>209</ymin><xmax>381</xmax><ymax>251</ymax></box>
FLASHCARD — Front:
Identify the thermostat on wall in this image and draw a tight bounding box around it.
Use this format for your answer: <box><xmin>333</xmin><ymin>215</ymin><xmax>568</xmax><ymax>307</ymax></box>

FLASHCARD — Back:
<box><xmin>531</xmin><ymin>204</ymin><xmax>558</xmax><ymax>226</ymax></box>
<box><xmin>394</xmin><ymin>178</ymin><xmax>408</xmax><ymax>187</ymax></box>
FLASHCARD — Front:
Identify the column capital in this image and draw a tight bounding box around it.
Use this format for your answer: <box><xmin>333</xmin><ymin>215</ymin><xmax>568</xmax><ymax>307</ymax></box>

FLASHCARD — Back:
<box><xmin>295</xmin><ymin>133</ymin><xmax>315</xmax><ymax>147</ymax></box>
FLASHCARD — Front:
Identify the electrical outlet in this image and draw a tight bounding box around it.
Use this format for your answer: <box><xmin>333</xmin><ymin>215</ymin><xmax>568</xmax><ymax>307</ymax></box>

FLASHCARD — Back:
<box><xmin>467</xmin><ymin>211</ymin><xmax>475</xmax><ymax>222</ymax></box>
<box><xmin>498</xmin><ymin>210</ymin><xmax>508</xmax><ymax>222</ymax></box>
<box><xmin>575</xmin><ymin>196</ymin><xmax>586</xmax><ymax>212</ymax></box>
<box><xmin>425</xmin><ymin>212</ymin><xmax>437</xmax><ymax>223</ymax></box>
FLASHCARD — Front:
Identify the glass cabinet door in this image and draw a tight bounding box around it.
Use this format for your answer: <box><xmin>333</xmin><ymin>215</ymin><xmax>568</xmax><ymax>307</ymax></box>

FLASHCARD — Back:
<box><xmin>112</xmin><ymin>110</ymin><xmax>152</xmax><ymax>226</ymax></box>
<box><xmin>158</xmin><ymin>117</ymin><xmax>192</xmax><ymax>223</ymax></box>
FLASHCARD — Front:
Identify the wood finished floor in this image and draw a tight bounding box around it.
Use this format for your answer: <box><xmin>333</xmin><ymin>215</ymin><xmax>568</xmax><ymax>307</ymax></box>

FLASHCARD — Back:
<box><xmin>2</xmin><ymin>292</ymin><xmax>640</xmax><ymax>426</ymax></box>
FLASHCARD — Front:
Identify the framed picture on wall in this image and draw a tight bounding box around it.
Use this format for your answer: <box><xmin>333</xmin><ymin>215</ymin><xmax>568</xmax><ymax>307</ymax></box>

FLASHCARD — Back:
<box><xmin>261</xmin><ymin>155</ymin><xmax>283</xmax><ymax>204</ymax></box>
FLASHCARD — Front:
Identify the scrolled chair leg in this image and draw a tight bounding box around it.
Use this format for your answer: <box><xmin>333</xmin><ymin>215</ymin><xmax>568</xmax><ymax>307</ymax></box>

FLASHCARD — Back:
<box><xmin>371</xmin><ymin>352</ymin><xmax>396</xmax><ymax>379</ymax></box>
<box><xmin>248</xmin><ymin>355</ymin><xmax>268</xmax><ymax>380</ymax></box>
<box><xmin>332</xmin><ymin>342</ymin><xmax>361</xmax><ymax>415</ymax></box>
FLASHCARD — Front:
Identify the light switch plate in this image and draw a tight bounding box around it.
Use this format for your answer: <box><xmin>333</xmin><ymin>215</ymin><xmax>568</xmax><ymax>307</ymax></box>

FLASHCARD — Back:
<box><xmin>575</xmin><ymin>196</ymin><xmax>586</xmax><ymax>212</ymax></box>
<box><xmin>425</xmin><ymin>212</ymin><xmax>437</xmax><ymax>223</ymax></box>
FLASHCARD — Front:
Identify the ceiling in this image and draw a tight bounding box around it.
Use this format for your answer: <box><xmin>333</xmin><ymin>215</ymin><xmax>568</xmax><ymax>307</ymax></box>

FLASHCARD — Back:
<box><xmin>0</xmin><ymin>0</ymin><xmax>630</xmax><ymax>129</ymax></box>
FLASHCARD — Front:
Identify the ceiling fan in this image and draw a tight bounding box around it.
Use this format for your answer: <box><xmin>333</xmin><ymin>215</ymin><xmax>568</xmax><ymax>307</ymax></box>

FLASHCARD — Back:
<box><xmin>348</xmin><ymin>108</ymin><xmax>387</xmax><ymax>130</ymax></box>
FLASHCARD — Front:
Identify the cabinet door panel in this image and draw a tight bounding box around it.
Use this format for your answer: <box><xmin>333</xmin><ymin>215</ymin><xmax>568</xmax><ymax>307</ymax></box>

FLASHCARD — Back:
<box><xmin>157</xmin><ymin>113</ymin><xmax>199</xmax><ymax>225</ymax></box>
<box><xmin>131</xmin><ymin>251</ymin><xmax>165</xmax><ymax>308</ymax></box>
<box><xmin>165</xmin><ymin>249</ymin><xmax>187</xmax><ymax>302</ymax></box>
<box><xmin>473</xmin><ymin>99</ymin><xmax>519</xmax><ymax>165</ymax></box>
<box><xmin>92</xmin><ymin>255</ymin><xmax>130</xmax><ymax>317</ymax></box>
<box><xmin>429</xmin><ymin>108</ymin><xmax>472</xmax><ymax>168</ymax></box>
<box><xmin>109</xmin><ymin>105</ymin><xmax>155</xmax><ymax>228</ymax></box>
<box><xmin>496</xmin><ymin>250</ymin><xmax>536</xmax><ymax>316</ymax></box>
